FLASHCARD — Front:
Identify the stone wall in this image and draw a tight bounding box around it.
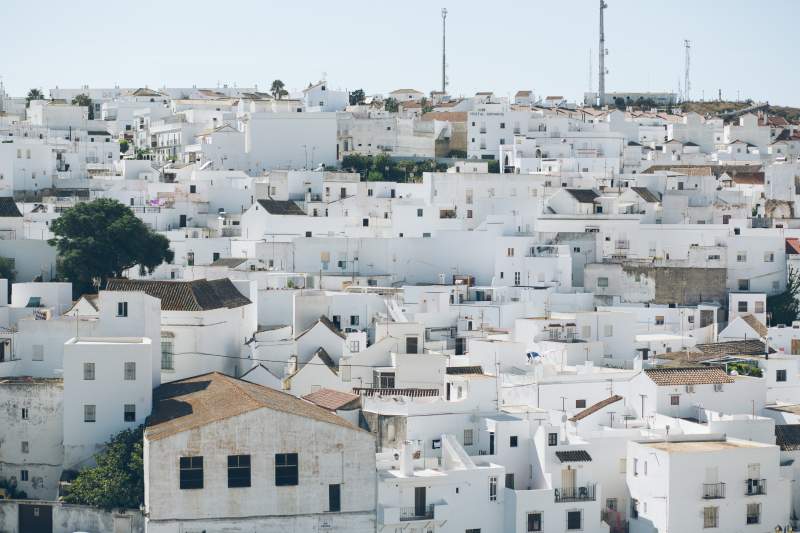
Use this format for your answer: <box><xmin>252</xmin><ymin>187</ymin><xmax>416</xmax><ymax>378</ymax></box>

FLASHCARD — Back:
<box><xmin>0</xmin><ymin>499</ymin><xmax>144</xmax><ymax>533</ymax></box>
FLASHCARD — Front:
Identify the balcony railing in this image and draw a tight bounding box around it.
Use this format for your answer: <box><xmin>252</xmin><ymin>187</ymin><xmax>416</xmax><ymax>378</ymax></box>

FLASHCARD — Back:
<box><xmin>555</xmin><ymin>484</ymin><xmax>596</xmax><ymax>503</ymax></box>
<box><xmin>745</xmin><ymin>479</ymin><xmax>766</xmax><ymax>496</ymax></box>
<box><xmin>399</xmin><ymin>505</ymin><xmax>434</xmax><ymax>521</ymax></box>
<box><xmin>703</xmin><ymin>482</ymin><xmax>726</xmax><ymax>499</ymax></box>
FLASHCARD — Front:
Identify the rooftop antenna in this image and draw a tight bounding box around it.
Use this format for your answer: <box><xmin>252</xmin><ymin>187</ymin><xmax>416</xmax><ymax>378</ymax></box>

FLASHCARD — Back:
<box><xmin>588</xmin><ymin>49</ymin><xmax>593</xmax><ymax>93</ymax></box>
<box><xmin>441</xmin><ymin>8</ymin><xmax>448</xmax><ymax>94</ymax></box>
<box><xmin>684</xmin><ymin>39</ymin><xmax>691</xmax><ymax>102</ymax></box>
<box><xmin>598</xmin><ymin>0</ymin><xmax>608</xmax><ymax>107</ymax></box>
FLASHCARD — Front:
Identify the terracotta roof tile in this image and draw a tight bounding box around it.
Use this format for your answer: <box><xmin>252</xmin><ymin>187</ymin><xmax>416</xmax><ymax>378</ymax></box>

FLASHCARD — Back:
<box><xmin>569</xmin><ymin>395</ymin><xmax>623</xmax><ymax>422</ymax></box>
<box><xmin>146</xmin><ymin>372</ymin><xmax>358</xmax><ymax>441</ymax></box>
<box><xmin>105</xmin><ymin>278</ymin><xmax>250</xmax><ymax>311</ymax></box>
<box><xmin>303</xmin><ymin>388</ymin><xmax>360</xmax><ymax>411</ymax></box>
<box><xmin>644</xmin><ymin>367</ymin><xmax>734</xmax><ymax>386</ymax></box>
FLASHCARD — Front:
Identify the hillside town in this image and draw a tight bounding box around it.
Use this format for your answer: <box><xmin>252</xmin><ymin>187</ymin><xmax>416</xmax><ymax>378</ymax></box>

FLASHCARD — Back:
<box><xmin>3</xmin><ymin>9</ymin><xmax>800</xmax><ymax>533</ymax></box>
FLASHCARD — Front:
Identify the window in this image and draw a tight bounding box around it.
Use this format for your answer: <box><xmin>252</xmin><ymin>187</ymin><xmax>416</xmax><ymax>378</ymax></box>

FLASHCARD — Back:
<box><xmin>575</xmin><ymin>399</ymin><xmax>586</xmax><ymax>409</ymax></box>
<box><xmin>228</xmin><ymin>455</ymin><xmax>251</xmax><ymax>488</ymax></box>
<box><xmin>464</xmin><ymin>429</ymin><xmax>474</xmax><ymax>446</ymax></box>
<box><xmin>417</xmin><ymin>208</ymin><xmax>423</xmax><ymax>217</ymax></box>
<box><xmin>32</xmin><ymin>345</ymin><xmax>43</xmax><ymax>361</ymax></box>
<box><xmin>514</xmin><ymin>272</ymin><xmax>521</xmax><ymax>285</ymax></box>
<box><xmin>328</xmin><ymin>483</ymin><xmax>341</xmax><ymax>512</ymax></box>
<box><xmin>737</xmin><ymin>252</ymin><xmax>747</xmax><ymax>263</ymax></box>
<box><xmin>777</xmin><ymin>369</ymin><xmax>787</xmax><ymax>382</ymax></box>
<box><xmin>670</xmin><ymin>395</ymin><xmax>680</xmax><ymax>406</ymax></box>
<box><xmin>630</xmin><ymin>498</ymin><xmax>639</xmax><ymax>519</ymax></box>
<box><xmin>489</xmin><ymin>476</ymin><xmax>497</xmax><ymax>501</ymax></box>
<box><xmin>179</xmin><ymin>456</ymin><xmax>204</xmax><ymax>489</ymax></box>
<box><xmin>21</xmin><ymin>441</ymin><xmax>29</xmax><ymax>454</ymax></box>
<box><xmin>604</xmin><ymin>325</ymin><xmax>613</xmax><ymax>337</ymax></box>
<box><xmin>124</xmin><ymin>362</ymin><xmax>136</xmax><ymax>380</ymax></box>
<box><xmin>467</xmin><ymin>209</ymin><xmax>473</xmax><ymax>218</ymax></box>
<box><xmin>406</xmin><ymin>336</ymin><xmax>418</xmax><ymax>354</ymax></box>
<box><xmin>84</xmin><ymin>404</ymin><xmax>96</xmax><ymax>422</ymax></box>
<box><xmin>703</xmin><ymin>506</ymin><xmax>718</xmax><ymax>528</ymax></box>
<box><xmin>548</xmin><ymin>433</ymin><xmax>558</xmax><ymax>446</ymax></box>
<box><xmin>21</xmin><ymin>408</ymin><xmax>28</xmax><ymax>420</ymax></box>
<box><xmin>746</xmin><ymin>503</ymin><xmax>760</xmax><ymax>524</ymax></box>
<box><xmin>738</xmin><ymin>279</ymin><xmax>750</xmax><ymax>291</ymax></box>
<box><xmin>738</xmin><ymin>301</ymin><xmax>748</xmax><ymax>312</ymax></box>
<box><xmin>755</xmin><ymin>301</ymin><xmax>764</xmax><ymax>314</ymax></box>
<box><xmin>510</xmin><ymin>436</ymin><xmax>518</xmax><ymax>447</ymax></box>
<box><xmin>124</xmin><ymin>404</ymin><xmax>136</xmax><ymax>422</ymax></box>
<box><xmin>764</xmin><ymin>252</ymin><xmax>774</xmax><ymax>263</ymax></box>
<box><xmin>633</xmin><ymin>458</ymin><xmax>639</xmax><ymax>476</ymax></box>
<box><xmin>20</xmin><ymin>470</ymin><xmax>28</xmax><ymax>482</ymax></box>
<box><xmin>83</xmin><ymin>362</ymin><xmax>95</xmax><ymax>380</ymax></box>
<box><xmin>527</xmin><ymin>512</ymin><xmax>543</xmax><ymax>532</ymax></box>
<box><xmin>275</xmin><ymin>453</ymin><xmax>299</xmax><ymax>486</ymax></box>
<box><xmin>567</xmin><ymin>510</ymin><xmax>582</xmax><ymax>530</ymax></box>
<box><xmin>507</xmin><ymin>247</ymin><xmax>515</xmax><ymax>257</ymax></box>
<box><xmin>350</xmin><ymin>315</ymin><xmax>359</xmax><ymax>326</ymax></box>
<box><xmin>161</xmin><ymin>340</ymin><xmax>174</xmax><ymax>370</ymax></box>
<box><xmin>655</xmin><ymin>315</ymin><xmax>665</xmax><ymax>326</ymax></box>
<box><xmin>117</xmin><ymin>301</ymin><xmax>128</xmax><ymax>317</ymax></box>
<box><xmin>607</xmin><ymin>498</ymin><xmax>618</xmax><ymax>511</ymax></box>
<box><xmin>597</xmin><ymin>277</ymin><xmax>608</xmax><ymax>288</ymax></box>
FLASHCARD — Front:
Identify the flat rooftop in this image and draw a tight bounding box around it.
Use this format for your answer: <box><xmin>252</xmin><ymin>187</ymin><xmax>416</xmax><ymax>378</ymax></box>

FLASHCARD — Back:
<box><xmin>643</xmin><ymin>438</ymin><xmax>768</xmax><ymax>453</ymax></box>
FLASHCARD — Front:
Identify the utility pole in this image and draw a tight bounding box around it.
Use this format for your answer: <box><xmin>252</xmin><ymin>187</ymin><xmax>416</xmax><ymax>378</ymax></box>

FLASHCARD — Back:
<box><xmin>598</xmin><ymin>0</ymin><xmax>608</xmax><ymax>107</ymax></box>
<box><xmin>683</xmin><ymin>39</ymin><xmax>691</xmax><ymax>102</ymax></box>
<box><xmin>441</xmin><ymin>8</ymin><xmax>448</xmax><ymax>94</ymax></box>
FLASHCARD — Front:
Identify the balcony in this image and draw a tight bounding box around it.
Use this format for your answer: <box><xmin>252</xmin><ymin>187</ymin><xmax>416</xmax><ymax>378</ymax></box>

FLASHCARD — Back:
<box><xmin>555</xmin><ymin>484</ymin><xmax>596</xmax><ymax>503</ymax></box>
<box><xmin>400</xmin><ymin>504</ymin><xmax>434</xmax><ymax>521</ymax></box>
<box><xmin>745</xmin><ymin>479</ymin><xmax>766</xmax><ymax>496</ymax></box>
<box><xmin>703</xmin><ymin>482</ymin><xmax>726</xmax><ymax>499</ymax></box>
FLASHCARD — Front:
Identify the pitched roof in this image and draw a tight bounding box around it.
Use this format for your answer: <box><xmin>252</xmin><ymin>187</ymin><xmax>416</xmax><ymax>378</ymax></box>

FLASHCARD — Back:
<box><xmin>446</xmin><ymin>365</ymin><xmax>484</xmax><ymax>375</ymax></box>
<box><xmin>131</xmin><ymin>88</ymin><xmax>163</xmax><ymax>97</ymax></box>
<box><xmin>787</xmin><ymin>238</ymin><xmax>800</xmax><ymax>255</ymax></box>
<box><xmin>565</xmin><ymin>188</ymin><xmax>599</xmax><ymax>204</ymax></box>
<box><xmin>732</xmin><ymin>172</ymin><xmax>765</xmax><ymax>185</ymax></box>
<box><xmin>0</xmin><ymin>197</ymin><xmax>22</xmax><ymax>217</ymax></box>
<box><xmin>740</xmin><ymin>314</ymin><xmax>768</xmax><ymax>338</ymax></box>
<box><xmin>775</xmin><ymin>424</ymin><xmax>800</xmax><ymax>451</ymax></box>
<box><xmin>555</xmin><ymin>450</ymin><xmax>592</xmax><ymax>462</ymax></box>
<box><xmin>105</xmin><ymin>278</ymin><xmax>250</xmax><ymax>311</ymax></box>
<box><xmin>146</xmin><ymin>372</ymin><xmax>358</xmax><ymax>440</ymax></box>
<box><xmin>569</xmin><ymin>395</ymin><xmax>623</xmax><ymax>422</ymax></box>
<box><xmin>631</xmin><ymin>187</ymin><xmax>661</xmax><ymax>203</ymax></box>
<box><xmin>695</xmin><ymin>339</ymin><xmax>773</xmax><ymax>357</ymax></box>
<box><xmin>295</xmin><ymin>315</ymin><xmax>347</xmax><ymax>341</ymax></box>
<box><xmin>644</xmin><ymin>367</ymin><xmax>735</xmax><ymax>386</ymax></box>
<box><xmin>302</xmin><ymin>388</ymin><xmax>360</xmax><ymax>411</ymax></box>
<box><xmin>257</xmin><ymin>199</ymin><xmax>306</xmax><ymax>215</ymax></box>
<box><xmin>210</xmin><ymin>257</ymin><xmax>248</xmax><ymax>268</ymax></box>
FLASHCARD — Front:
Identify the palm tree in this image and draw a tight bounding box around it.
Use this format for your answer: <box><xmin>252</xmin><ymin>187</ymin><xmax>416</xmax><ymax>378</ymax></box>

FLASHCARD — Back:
<box><xmin>26</xmin><ymin>88</ymin><xmax>43</xmax><ymax>107</ymax></box>
<box><xmin>270</xmin><ymin>80</ymin><xmax>288</xmax><ymax>100</ymax></box>
<box><xmin>71</xmin><ymin>93</ymin><xmax>94</xmax><ymax>119</ymax></box>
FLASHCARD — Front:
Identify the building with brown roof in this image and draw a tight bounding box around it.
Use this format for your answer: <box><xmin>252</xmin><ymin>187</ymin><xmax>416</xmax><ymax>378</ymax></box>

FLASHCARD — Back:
<box><xmin>144</xmin><ymin>372</ymin><xmax>376</xmax><ymax>532</ymax></box>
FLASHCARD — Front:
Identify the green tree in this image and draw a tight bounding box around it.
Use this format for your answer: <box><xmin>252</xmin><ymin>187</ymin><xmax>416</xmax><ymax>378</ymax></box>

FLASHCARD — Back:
<box><xmin>71</xmin><ymin>93</ymin><xmax>94</xmax><ymax>119</ymax></box>
<box><xmin>26</xmin><ymin>88</ymin><xmax>44</xmax><ymax>108</ymax></box>
<box><xmin>64</xmin><ymin>426</ymin><xmax>144</xmax><ymax>510</ymax></box>
<box><xmin>348</xmin><ymin>89</ymin><xmax>366</xmax><ymax>106</ymax></box>
<box><xmin>119</xmin><ymin>140</ymin><xmax>129</xmax><ymax>155</ymax></box>
<box><xmin>49</xmin><ymin>199</ymin><xmax>174</xmax><ymax>294</ymax></box>
<box><xmin>420</xmin><ymin>97</ymin><xmax>434</xmax><ymax>114</ymax></box>
<box><xmin>384</xmin><ymin>97</ymin><xmax>399</xmax><ymax>113</ymax></box>
<box><xmin>270</xmin><ymin>79</ymin><xmax>288</xmax><ymax>100</ymax></box>
<box><xmin>768</xmin><ymin>267</ymin><xmax>800</xmax><ymax>326</ymax></box>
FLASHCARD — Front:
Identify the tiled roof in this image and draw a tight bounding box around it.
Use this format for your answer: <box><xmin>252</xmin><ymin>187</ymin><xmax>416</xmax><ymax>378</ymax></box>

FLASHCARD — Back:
<box><xmin>740</xmin><ymin>314</ymin><xmax>768</xmax><ymax>338</ymax></box>
<box><xmin>146</xmin><ymin>372</ymin><xmax>357</xmax><ymax>440</ymax></box>
<box><xmin>303</xmin><ymin>388</ymin><xmax>360</xmax><ymax>411</ymax></box>
<box><xmin>446</xmin><ymin>365</ymin><xmax>484</xmax><ymax>375</ymax></box>
<box><xmin>257</xmin><ymin>199</ymin><xmax>306</xmax><ymax>216</ymax></box>
<box><xmin>210</xmin><ymin>257</ymin><xmax>247</xmax><ymax>268</ymax></box>
<box><xmin>787</xmin><ymin>238</ymin><xmax>800</xmax><ymax>255</ymax></box>
<box><xmin>695</xmin><ymin>339</ymin><xmax>773</xmax><ymax>357</ymax></box>
<box><xmin>565</xmin><ymin>188</ymin><xmax>599</xmax><ymax>204</ymax></box>
<box><xmin>631</xmin><ymin>187</ymin><xmax>661</xmax><ymax>203</ymax></box>
<box><xmin>105</xmin><ymin>278</ymin><xmax>250</xmax><ymax>311</ymax></box>
<box><xmin>353</xmin><ymin>387</ymin><xmax>439</xmax><ymax>398</ymax></box>
<box><xmin>569</xmin><ymin>395</ymin><xmax>623</xmax><ymax>422</ymax></box>
<box><xmin>295</xmin><ymin>315</ymin><xmax>347</xmax><ymax>341</ymax></box>
<box><xmin>732</xmin><ymin>172</ymin><xmax>765</xmax><ymax>185</ymax></box>
<box><xmin>775</xmin><ymin>425</ymin><xmax>800</xmax><ymax>451</ymax></box>
<box><xmin>0</xmin><ymin>197</ymin><xmax>22</xmax><ymax>217</ymax></box>
<box><xmin>555</xmin><ymin>450</ymin><xmax>592</xmax><ymax>462</ymax></box>
<box><xmin>644</xmin><ymin>367</ymin><xmax>734</xmax><ymax>386</ymax></box>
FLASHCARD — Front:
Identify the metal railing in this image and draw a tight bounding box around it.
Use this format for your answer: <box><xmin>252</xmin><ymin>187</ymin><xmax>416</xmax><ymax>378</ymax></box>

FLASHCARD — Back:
<box><xmin>399</xmin><ymin>504</ymin><xmax>434</xmax><ymax>521</ymax></box>
<box><xmin>745</xmin><ymin>479</ymin><xmax>766</xmax><ymax>496</ymax></box>
<box><xmin>555</xmin><ymin>484</ymin><xmax>596</xmax><ymax>502</ymax></box>
<box><xmin>703</xmin><ymin>482</ymin><xmax>726</xmax><ymax>499</ymax></box>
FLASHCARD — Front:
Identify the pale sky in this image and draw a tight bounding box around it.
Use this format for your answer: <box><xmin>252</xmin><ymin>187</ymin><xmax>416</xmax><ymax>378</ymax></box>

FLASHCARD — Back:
<box><xmin>3</xmin><ymin>0</ymin><xmax>797</xmax><ymax>105</ymax></box>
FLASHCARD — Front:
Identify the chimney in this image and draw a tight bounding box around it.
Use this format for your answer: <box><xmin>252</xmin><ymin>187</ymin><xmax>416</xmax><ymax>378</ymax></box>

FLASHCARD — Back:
<box><xmin>399</xmin><ymin>441</ymin><xmax>414</xmax><ymax>476</ymax></box>
<box><xmin>286</xmin><ymin>354</ymin><xmax>298</xmax><ymax>375</ymax></box>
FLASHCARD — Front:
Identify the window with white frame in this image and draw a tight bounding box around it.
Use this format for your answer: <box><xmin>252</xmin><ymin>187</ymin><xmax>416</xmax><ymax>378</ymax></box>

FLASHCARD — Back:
<box><xmin>463</xmin><ymin>429</ymin><xmax>474</xmax><ymax>446</ymax></box>
<box><xmin>83</xmin><ymin>362</ymin><xmax>95</xmax><ymax>380</ymax></box>
<box><xmin>124</xmin><ymin>362</ymin><xmax>136</xmax><ymax>380</ymax></box>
